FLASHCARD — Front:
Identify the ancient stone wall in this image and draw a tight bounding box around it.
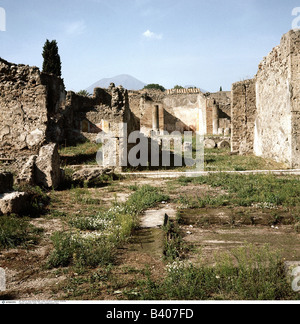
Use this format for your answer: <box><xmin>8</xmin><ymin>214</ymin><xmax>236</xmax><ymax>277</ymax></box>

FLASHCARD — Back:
<box><xmin>163</xmin><ymin>93</ymin><xmax>207</xmax><ymax>134</ymax></box>
<box><xmin>231</xmin><ymin>30</ymin><xmax>300</xmax><ymax>168</ymax></box>
<box><xmin>231</xmin><ymin>79</ymin><xmax>256</xmax><ymax>154</ymax></box>
<box><xmin>129</xmin><ymin>89</ymin><xmax>231</xmax><ymax>137</ymax></box>
<box><xmin>67</xmin><ymin>84</ymin><xmax>138</xmax><ymax>142</ymax></box>
<box><xmin>0</xmin><ymin>58</ymin><xmax>66</xmax><ymax>160</ymax></box>
<box><xmin>166</xmin><ymin>88</ymin><xmax>202</xmax><ymax>95</ymax></box>
<box><xmin>254</xmin><ymin>30</ymin><xmax>300</xmax><ymax>168</ymax></box>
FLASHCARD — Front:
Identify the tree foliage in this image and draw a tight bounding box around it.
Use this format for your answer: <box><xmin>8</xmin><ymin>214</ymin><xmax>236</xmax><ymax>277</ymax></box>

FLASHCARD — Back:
<box><xmin>42</xmin><ymin>39</ymin><xmax>62</xmax><ymax>78</ymax></box>
<box><xmin>77</xmin><ymin>90</ymin><xmax>92</xmax><ymax>97</ymax></box>
<box><xmin>143</xmin><ymin>84</ymin><xmax>166</xmax><ymax>92</ymax></box>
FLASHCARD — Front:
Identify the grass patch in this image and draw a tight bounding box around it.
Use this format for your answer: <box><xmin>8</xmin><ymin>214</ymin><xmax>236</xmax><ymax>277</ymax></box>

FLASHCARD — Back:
<box><xmin>138</xmin><ymin>244</ymin><xmax>299</xmax><ymax>300</ymax></box>
<box><xmin>47</xmin><ymin>185</ymin><xmax>170</xmax><ymax>269</ymax></box>
<box><xmin>163</xmin><ymin>213</ymin><xmax>188</xmax><ymax>261</ymax></box>
<box><xmin>0</xmin><ymin>216</ymin><xmax>42</xmax><ymax>249</ymax></box>
<box><xmin>59</xmin><ymin>141</ymin><xmax>102</xmax><ymax>166</ymax></box>
<box><xmin>177</xmin><ymin>173</ymin><xmax>300</xmax><ymax>208</ymax></box>
<box><xmin>204</xmin><ymin>148</ymin><xmax>286</xmax><ymax>172</ymax></box>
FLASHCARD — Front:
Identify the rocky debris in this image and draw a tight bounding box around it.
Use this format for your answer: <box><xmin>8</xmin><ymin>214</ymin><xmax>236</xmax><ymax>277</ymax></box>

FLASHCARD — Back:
<box><xmin>0</xmin><ymin>191</ymin><xmax>29</xmax><ymax>215</ymax></box>
<box><xmin>72</xmin><ymin>167</ymin><xmax>113</xmax><ymax>186</ymax></box>
<box><xmin>0</xmin><ymin>171</ymin><xmax>29</xmax><ymax>215</ymax></box>
<box><xmin>0</xmin><ymin>172</ymin><xmax>13</xmax><ymax>194</ymax></box>
<box><xmin>35</xmin><ymin>143</ymin><xmax>61</xmax><ymax>189</ymax></box>
<box><xmin>204</xmin><ymin>139</ymin><xmax>216</xmax><ymax>149</ymax></box>
<box><xmin>16</xmin><ymin>143</ymin><xmax>62</xmax><ymax>189</ymax></box>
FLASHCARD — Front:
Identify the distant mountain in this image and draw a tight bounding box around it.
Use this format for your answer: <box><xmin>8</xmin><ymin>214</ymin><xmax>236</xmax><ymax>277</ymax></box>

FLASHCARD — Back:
<box><xmin>86</xmin><ymin>74</ymin><xmax>146</xmax><ymax>93</ymax></box>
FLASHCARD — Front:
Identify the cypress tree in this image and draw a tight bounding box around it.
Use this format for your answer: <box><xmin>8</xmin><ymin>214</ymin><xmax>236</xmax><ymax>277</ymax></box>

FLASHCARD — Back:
<box><xmin>42</xmin><ymin>40</ymin><xmax>62</xmax><ymax>77</ymax></box>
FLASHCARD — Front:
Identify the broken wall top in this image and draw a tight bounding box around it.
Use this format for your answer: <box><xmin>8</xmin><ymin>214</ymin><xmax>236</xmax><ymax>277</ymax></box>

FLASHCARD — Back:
<box><xmin>0</xmin><ymin>58</ymin><xmax>66</xmax><ymax>159</ymax></box>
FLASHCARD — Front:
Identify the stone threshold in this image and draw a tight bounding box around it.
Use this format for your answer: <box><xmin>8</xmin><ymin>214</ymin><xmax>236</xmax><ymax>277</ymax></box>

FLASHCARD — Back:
<box><xmin>120</xmin><ymin>169</ymin><xmax>300</xmax><ymax>178</ymax></box>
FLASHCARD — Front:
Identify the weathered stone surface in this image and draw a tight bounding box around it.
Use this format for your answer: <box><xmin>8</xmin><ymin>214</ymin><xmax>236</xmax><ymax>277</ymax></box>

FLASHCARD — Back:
<box><xmin>26</xmin><ymin>129</ymin><xmax>45</xmax><ymax>148</ymax></box>
<box><xmin>0</xmin><ymin>191</ymin><xmax>29</xmax><ymax>215</ymax></box>
<box><xmin>254</xmin><ymin>30</ymin><xmax>300</xmax><ymax>168</ymax></box>
<box><xmin>0</xmin><ymin>58</ymin><xmax>66</xmax><ymax>162</ymax></box>
<box><xmin>204</xmin><ymin>139</ymin><xmax>216</xmax><ymax>149</ymax></box>
<box><xmin>231</xmin><ymin>79</ymin><xmax>257</xmax><ymax>154</ymax></box>
<box><xmin>16</xmin><ymin>155</ymin><xmax>37</xmax><ymax>186</ymax></box>
<box><xmin>35</xmin><ymin>144</ymin><xmax>61</xmax><ymax>189</ymax></box>
<box><xmin>72</xmin><ymin>167</ymin><xmax>112</xmax><ymax>186</ymax></box>
<box><xmin>224</xmin><ymin>128</ymin><xmax>231</xmax><ymax>136</ymax></box>
<box><xmin>231</xmin><ymin>30</ymin><xmax>300</xmax><ymax>168</ymax></box>
<box><xmin>218</xmin><ymin>140</ymin><xmax>230</xmax><ymax>149</ymax></box>
<box><xmin>0</xmin><ymin>172</ymin><xmax>13</xmax><ymax>194</ymax></box>
<box><xmin>218</xmin><ymin>128</ymin><xmax>224</xmax><ymax>136</ymax></box>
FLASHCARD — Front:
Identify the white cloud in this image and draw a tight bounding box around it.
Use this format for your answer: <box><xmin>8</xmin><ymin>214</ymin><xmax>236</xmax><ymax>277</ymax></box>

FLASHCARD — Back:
<box><xmin>143</xmin><ymin>30</ymin><xmax>163</xmax><ymax>40</ymax></box>
<box><xmin>65</xmin><ymin>20</ymin><xmax>87</xmax><ymax>36</ymax></box>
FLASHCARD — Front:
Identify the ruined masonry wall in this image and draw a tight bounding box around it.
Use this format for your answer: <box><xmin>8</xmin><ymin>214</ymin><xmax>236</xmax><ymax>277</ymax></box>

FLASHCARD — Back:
<box><xmin>231</xmin><ymin>79</ymin><xmax>256</xmax><ymax>154</ymax></box>
<box><xmin>0</xmin><ymin>58</ymin><xmax>66</xmax><ymax>159</ymax></box>
<box><xmin>254</xmin><ymin>30</ymin><xmax>300</xmax><ymax>168</ymax></box>
<box><xmin>163</xmin><ymin>93</ymin><xmax>207</xmax><ymax>134</ymax></box>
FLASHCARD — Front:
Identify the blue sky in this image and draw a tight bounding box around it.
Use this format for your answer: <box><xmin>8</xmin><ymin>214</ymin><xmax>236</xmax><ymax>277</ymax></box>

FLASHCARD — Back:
<box><xmin>0</xmin><ymin>0</ymin><xmax>299</xmax><ymax>92</ymax></box>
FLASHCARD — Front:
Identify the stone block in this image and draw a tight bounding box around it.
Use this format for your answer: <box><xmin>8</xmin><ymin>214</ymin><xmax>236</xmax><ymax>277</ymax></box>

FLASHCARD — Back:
<box><xmin>218</xmin><ymin>140</ymin><xmax>231</xmax><ymax>149</ymax></box>
<box><xmin>0</xmin><ymin>191</ymin><xmax>29</xmax><ymax>215</ymax></box>
<box><xmin>35</xmin><ymin>143</ymin><xmax>61</xmax><ymax>189</ymax></box>
<box><xmin>16</xmin><ymin>155</ymin><xmax>37</xmax><ymax>186</ymax></box>
<box><xmin>204</xmin><ymin>139</ymin><xmax>216</xmax><ymax>149</ymax></box>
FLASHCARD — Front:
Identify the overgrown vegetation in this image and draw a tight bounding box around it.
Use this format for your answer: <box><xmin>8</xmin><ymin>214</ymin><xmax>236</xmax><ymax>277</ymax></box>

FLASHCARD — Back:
<box><xmin>163</xmin><ymin>213</ymin><xmax>188</xmax><ymax>261</ymax></box>
<box><xmin>203</xmin><ymin>148</ymin><xmax>287</xmax><ymax>171</ymax></box>
<box><xmin>59</xmin><ymin>141</ymin><xmax>102</xmax><ymax>166</ymax></box>
<box><xmin>177</xmin><ymin>173</ymin><xmax>300</xmax><ymax>208</ymax></box>
<box><xmin>47</xmin><ymin>185</ymin><xmax>169</xmax><ymax>269</ymax></box>
<box><xmin>139</xmin><ymin>245</ymin><xmax>298</xmax><ymax>300</ymax></box>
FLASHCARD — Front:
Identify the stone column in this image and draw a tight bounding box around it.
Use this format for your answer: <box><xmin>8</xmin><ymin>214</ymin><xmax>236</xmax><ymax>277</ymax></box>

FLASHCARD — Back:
<box><xmin>152</xmin><ymin>105</ymin><xmax>159</xmax><ymax>132</ymax></box>
<box><xmin>212</xmin><ymin>105</ymin><xmax>219</xmax><ymax>135</ymax></box>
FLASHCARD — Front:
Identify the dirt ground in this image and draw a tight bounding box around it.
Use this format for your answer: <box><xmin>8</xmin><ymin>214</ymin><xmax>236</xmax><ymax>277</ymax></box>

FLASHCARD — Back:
<box><xmin>0</xmin><ymin>176</ymin><xmax>299</xmax><ymax>300</ymax></box>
